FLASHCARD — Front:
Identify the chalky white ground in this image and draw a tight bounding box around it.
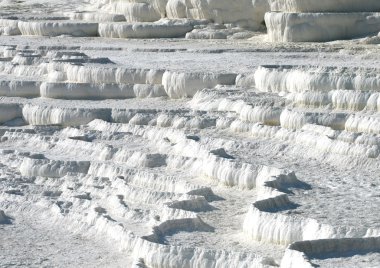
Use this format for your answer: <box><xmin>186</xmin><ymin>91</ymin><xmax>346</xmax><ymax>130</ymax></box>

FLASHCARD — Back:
<box><xmin>0</xmin><ymin>1</ymin><xmax>380</xmax><ymax>268</ymax></box>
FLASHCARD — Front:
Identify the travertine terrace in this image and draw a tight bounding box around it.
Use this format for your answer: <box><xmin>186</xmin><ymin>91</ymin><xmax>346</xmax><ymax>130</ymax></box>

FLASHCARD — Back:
<box><xmin>0</xmin><ymin>0</ymin><xmax>379</xmax><ymax>267</ymax></box>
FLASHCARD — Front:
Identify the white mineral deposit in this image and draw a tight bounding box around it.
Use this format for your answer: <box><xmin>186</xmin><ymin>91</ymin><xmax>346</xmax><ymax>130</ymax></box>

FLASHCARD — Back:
<box><xmin>0</xmin><ymin>0</ymin><xmax>379</xmax><ymax>268</ymax></box>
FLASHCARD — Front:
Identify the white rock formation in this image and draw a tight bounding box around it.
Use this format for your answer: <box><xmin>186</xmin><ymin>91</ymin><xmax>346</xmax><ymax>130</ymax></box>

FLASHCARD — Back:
<box><xmin>98</xmin><ymin>19</ymin><xmax>193</xmax><ymax>38</ymax></box>
<box><xmin>163</xmin><ymin>71</ymin><xmax>236</xmax><ymax>98</ymax></box>
<box><xmin>1</xmin><ymin>1</ymin><xmax>380</xmax><ymax>266</ymax></box>
<box><xmin>40</xmin><ymin>82</ymin><xmax>136</xmax><ymax>99</ymax></box>
<box><xmin>99</xmin><ymin>0</ymin><xmax>168</xmax><ymax>22</ymax></box>
<box><xmin>0</xmin><ymin>19</ymin><xmax>21</xmax><ymax>35</ymax></box>
<box><xmin>243</xmin><ymin>165</ymin><xmax>380</xmax><ymax>247</ymax></box>
<box><xmin>254</xmin><ymin>66</ymin><xmax>380</xmax><ymax>93</ymax></box>
<box><xmin>0</xmin><ymin>80</ymin><xmax>41</xmax><ymax>97</ymax></box>
<box><xmin>345</xmin><ymin>115</ymin><xmax>380</xmax><ymax>134</ymax></box>
<box><xmin>266</xmin><ymin>12</ymin><xmax>380</xmax><ymax>42</ymax></box>
<box><xmin>49</xmin><ymin>64</ymin><xmax>164</xmax><ymax>84</ymax></box>
<box><xmin>22</xmin><ymin>104</ymin><xmax>111</xmax><ymax>126</ymax></box>
<box><xmin>166</xmin><ymin>0</ymin><xmax>268</xmax><ymax>29</ymax></box>
<box><xmin>67</xmin><ymin>12</ymin><xmax>126</xmax><ymax>22</ymax></box>
<box><xmin>268</xmin><ymin>0</ymin><xmax>380</xmax><ymax>13</ymax></box>
<box><xmin>18</xmin><ymin>21</ymin><xmax>99</xmax><ymax>37</ymax></box>
<box><xmin>20</xmin><ymin>157</ymin><xmax>90</xmax><ymax>178</ymax></box>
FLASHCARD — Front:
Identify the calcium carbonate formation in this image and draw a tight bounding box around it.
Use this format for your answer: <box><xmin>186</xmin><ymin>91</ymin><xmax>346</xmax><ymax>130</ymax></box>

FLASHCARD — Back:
<box><xmin>0</xmin><ymin>0</ymin><xmax>379</xmax><ymax>41</ymax></box>
<box><xmin>0</xmin><ymin>0</ymin><xmax>380</xmax><ymax>268</ymax></box>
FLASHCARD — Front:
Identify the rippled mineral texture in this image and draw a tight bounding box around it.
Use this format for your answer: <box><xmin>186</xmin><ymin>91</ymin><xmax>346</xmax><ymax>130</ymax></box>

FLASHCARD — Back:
<box><xmin>0</xmin><ymin>0</ymin><xmax>380</xmax><ymax>267</ymax></box>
